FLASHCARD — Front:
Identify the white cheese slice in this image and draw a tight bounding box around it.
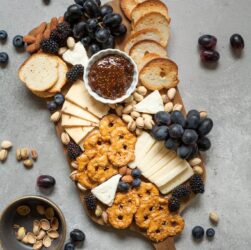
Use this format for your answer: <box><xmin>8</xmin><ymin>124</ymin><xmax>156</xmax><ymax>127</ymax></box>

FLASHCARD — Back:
<box><xmin>65</xmin><ymin>80</ymin><xmax>109</xmax><ymax>118</ymax></box>
<box><xmin>144</xmin><ymin>146</ymin><xmax>167</xmax><ymax>168</ymax></box>
<box><xmin>62</xmin><ymin>101</ymin><xmax>100</xmax><ymax>124</ymax></box>
<box><xmin>128</xmin><ymin>132</ymin><xmax>156</xmax><ymax>169</ymax></box>
<box><xmin>134</xmin><ymin>90</ymin><xmax>164</xmax><ymax>114</ymax></box>
<box><xmin>62</xmin><ymin>42</ymin><xmax>89</xmax><ymax>67</ymax></box>
<box><xmin>159</xmin><ymin>166</ymin><xmax>194</xmax><ymax>194</ymax></box>
<box><xmin>91</xmin><ymin>174</ymin><xmax>121</xmax><ymax>206</ymax></box>
<box><xmin>62</xmin><ymin>114</ymin><xmax>98</xmax><ymax>127</ymax></box>
<box><xmin>65</xmin><ymin>126</ymin><xmax>95</xmax><ymax>144</ymax></box>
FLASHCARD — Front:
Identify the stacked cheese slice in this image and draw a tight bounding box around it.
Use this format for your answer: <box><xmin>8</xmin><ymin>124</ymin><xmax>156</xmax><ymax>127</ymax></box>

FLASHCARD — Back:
<box><xmin>129</xmin><ymin>132</ymin><xmax>193</xmax><ymax>194</ymax></box>
<box><xmin>61</xmin><ymin>80</ymin><xmax>109</xmax><ymax>147</ymax></box>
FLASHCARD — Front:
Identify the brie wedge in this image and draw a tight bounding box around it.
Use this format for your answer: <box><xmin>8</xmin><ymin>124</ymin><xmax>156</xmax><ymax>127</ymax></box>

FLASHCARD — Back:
<box><xmin>91</xmin><ymin>174</ymin><xmax>121</xmax><ymax>206</ymax></box>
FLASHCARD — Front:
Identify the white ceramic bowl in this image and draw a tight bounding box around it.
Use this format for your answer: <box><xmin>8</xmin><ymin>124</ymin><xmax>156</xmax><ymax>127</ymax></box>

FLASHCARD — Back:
<box><xmin>83</xmin><ymin>49</ymin><xmax>138</xmax><ymax>104</ymax></box>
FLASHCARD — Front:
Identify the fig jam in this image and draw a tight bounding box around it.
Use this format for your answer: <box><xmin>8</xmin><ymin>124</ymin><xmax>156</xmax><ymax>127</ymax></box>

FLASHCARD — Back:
<box><xmin>88</xmin><ymin>54</ymin><xmax>134</xmax><ymax>100</ymax></box>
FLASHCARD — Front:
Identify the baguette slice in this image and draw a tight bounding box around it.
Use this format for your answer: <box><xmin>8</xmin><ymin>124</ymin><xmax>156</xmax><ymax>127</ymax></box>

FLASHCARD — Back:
<box><xmin>19</xmin><ymin>53</ymin><xmax>59</xmax><ymax>92</ymax></box>
<box><xmin>131</xmin><ymin>0</ymin><xmax>170</xmax><ymax>27</ymax></box>
<box><xmin>140</xmin><ymin>58</ymin><xmax>179</xmax><ymax>90</ymax></box>
<box><xmin>120</xmin><ymin>0</ymin><xmax>138</xmax><ymax>20</ymax></box>
<box><xmin>124</xmin><ymin>28</ymin><xmax>165</xmax><ymax>54</ymax></box>
<box><xmin>133</xmin><ymin>12</ymin><xmax>170</xmax><ymax>48</ymax></box>
<box><xmin>129</xmin><ymin>40</ymin><xmax>167</xmax><ymax>65</ymax></box>
<box><xmin>137</xmin><ymin>53</ymin><xmax>160</xmax><ymax>72</ymax></box>
<box><xmin>62</xmin><ymin>114</ymin><xmax>98</xmax><ymax>127</ymax></box>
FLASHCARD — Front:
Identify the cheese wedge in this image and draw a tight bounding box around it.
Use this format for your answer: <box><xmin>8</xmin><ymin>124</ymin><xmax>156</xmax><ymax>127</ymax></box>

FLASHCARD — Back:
<box><xmin>62</xmin><ymin>101</ymin><xmax>100</xmax><ymax>124</ymax></box>
<box><xmin>144</xmin><ymin>146</ymin><xmax>167</xmax><ymax>168</ymax></box>
<box><xmin>134</xmin><ymin>90</ymin><xmax>164</xmax><ymax>114</ymax></box>
<box><xmin>65</xmin><ymin>127</ymin><xmax>94</xmax><ymax>144</ymax></box>
<box><xmin>65</xmin><ymin>80</ymin><xmax>109</xmax><ymax>118</ymax></box>
<box><xmin>128</xmin><ymin>132</ymin><xmax>156</xmax><ymax>169</ymax></box>
<box><xmin>62</xmin><ymin>114</ymin><xmax>98</xmax><ymax>127</ymax></box>
<box><xmin>91</xmin><ymin>174</ymin><xmax>121</xmax><ymax>206</ymax></box>
<box><xmin>159</xmin><ymin>166</ymin><xmax>194</xmax><ymax>194</ymax></box>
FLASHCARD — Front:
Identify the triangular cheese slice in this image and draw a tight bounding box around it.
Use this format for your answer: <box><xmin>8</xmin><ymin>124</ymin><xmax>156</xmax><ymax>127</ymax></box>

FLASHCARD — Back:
<box><xmin>62</xmin><ymin>114</ymin><xmax>98</xmax><ymax>127</ymax></box>
<box><xmin>62</xmin><ymin>101</ymin><xmax>100</xmax><ymax>124</ymax></box>
<box><xmin>91</xmin><ymin>174</ymin><xmax>121</xmax><ymax>206</ymax></box>
<box><xmin>134</xmin><ymin>90</ymin><xmax>164</xmax><ymax>114</ymax></box>
<box><xmin>65</xmin><ymin>80</ymin><xmax>109</xmax><ymax>118</ymax></box>
<box><xmin>65</xmin><ymin>127</ymin><xmax>94</xmax><ymax>144</ymax></box>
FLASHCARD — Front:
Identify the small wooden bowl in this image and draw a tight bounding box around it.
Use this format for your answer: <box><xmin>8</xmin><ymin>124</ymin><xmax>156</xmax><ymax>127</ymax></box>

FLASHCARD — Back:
<box><xmin>0</xmin><ymin>196</ymin><xmax>66</xmax><ymax>250</ymax></box>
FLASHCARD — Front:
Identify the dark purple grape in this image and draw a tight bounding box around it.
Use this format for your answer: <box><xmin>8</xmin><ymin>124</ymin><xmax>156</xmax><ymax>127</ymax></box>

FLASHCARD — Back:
<box><xmin>67</xmin><ymin>4</ymin><xmax>83</xmax><ymax>19</ymax></box>
<box><xmin>92</xmin><ymin>0</ymin><xmax>101</xmax><ymax>7</ymax></box>
<box><xmin>37</xmin><ymin>175</ymin><xmax>56</xmax><ymax>188</ymax></box>
<box><xmin>171</xmin><ymin>111</ymin><xmax>186</xmax><ymax>127</ymax></box>
<box><xmin>74</xmin><ymin>0</ymin><xmax>86</xmax><ymax>6</ymax></box>
<box><xmin>86</xmin><ymin>18</ymin><xmax>98</xmax><ymax>32</ymax></box>
<box><xmin>64</xmin><ymin>242</ymin><xmax>75</xmax><ymax>250</ymax></box>
<box><xmin>187</xmin><ymin>110</ymin><xmax>200</xmax><ymax>118</ymax></box>
<box><xmin>164</xmin><ymin>138</ymin><xmax>180</xmax><ymax>150</ymax></box>
<box><xmin>83</xmin><ymin>0</ymin><xmax>100</xmax><ymax>18</ymax></box>
<box><xmin>169</xmin><ymin>124</ymin><xmax>184</xmax><ymax>139</ymax></box>
<box><xmin>230</xmin><ymin>34</ymin><xmax>244</xmax><ymax>49</ymax></box>
<box><xmin>100</xmin><ymin>4</ymin><xmax>113</xmax><ymax>17</ymax></box>
<box><xmin>152</xmin><ymin>125</ymin><xmax>169</xmax><ymax>141</ymax></box>
<box><xmin>111</xmin><ymin>24</ymin><xmax>127</xmax><ymax>37</ymax></box>
<box><xmin>192</xmin><ymin>226</ymin><xmax>204</xmax><ymax>240</ymax></box>
<box><xmin>200</xmin><ymin>50</ymin><xmax>220</xmax><ymax>62</ymax></box>
<box><xmin>197</xmin><ymin>118</ymin><xmax>213</xmax><ymax>136</ymax></box>
<box><xmin>198</xmin><ymin>35</ymin><xmax>217</xmax><ymax>49</ymax></box>
<box><xmin>182</xmin><ymin>129</ymin><xmax>198</xmax><ymax>145</ymax></box>
<box><xmin>47</xmin><ymin>101</ymin><xmax>57</xmax><ymax>111</ymax></box>
<box><xmin>188</xmin><ymin>143</ymin><xmax>198</xmax><ymax>159</ymax></box>
<box><xmin>154</xmin><ymin>111</ymin><xmax>171</xmax><ymax>125</ymax></box>
<box><xmin>95</xmin><ymin>28</ymin><xmax>110</xmax><ymax>43</ymax></box>
<box><xmin>81</xmin><ymin>36</ymin><xmax>92</xmax><ymax>47</ymax></box>
<box><xmin>88</xmin><ymin>43</ymin><xmax>100</xmax><ymax>55</ymax></box>
<box><xmin>70</xmin><ymin>229</ymin><xmax>86</xmax><ymax>242</ymax></box>
<box><xmin>73</xmin><ymin>21</ymin><xmax>87</xmax><ymax>39</ymax></box>
<box><xmin>177</xmin><ymin>145</ymin><xmax>193</xmax><ymax>159</ymax></box>
<box><xmin>102</xmin><ymin>35</ymin><xmax>115</xmax><ymax>49</ymax></box>
<box><xmin>103</xmin><ymin>13</ymin><xmax>122</xmax><ymax>28</ymax></box>
<box><xmin>186</xmin><ymin>115</ymin><xmax>200</xmax><ymax>129</ymax></box>
<box><xmin>197</xmin><ymin>137</ymin><xmax>211</xmax><ymax>151</ymax></box>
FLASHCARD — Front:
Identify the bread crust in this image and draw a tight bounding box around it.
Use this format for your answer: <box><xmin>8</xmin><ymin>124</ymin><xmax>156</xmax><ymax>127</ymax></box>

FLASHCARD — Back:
<box><xmin>120</xmin><ymin>0</ymin><xmax>138</xmax><ymax>20</ymax></box>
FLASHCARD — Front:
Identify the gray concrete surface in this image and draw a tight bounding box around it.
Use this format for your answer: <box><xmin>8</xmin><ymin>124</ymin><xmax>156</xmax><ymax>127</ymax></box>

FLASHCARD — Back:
<box><xmin>0</xmin><ymin>0</ymin><xmax>251</xmax><ymax>249</ymax></box>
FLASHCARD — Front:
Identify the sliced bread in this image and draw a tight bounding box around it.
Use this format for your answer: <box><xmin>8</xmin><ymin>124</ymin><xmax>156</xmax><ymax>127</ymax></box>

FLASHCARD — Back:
<box><xmin>137</xmin><ymin>53</ymin><xmax>160</xmax><ymax>72</ymax></box>
<box><xmin>124</xmin><ymin>28</ymin><xmax>165</xmax><ymax>54</ymax></box>
<box><xmin>133</xmin><ymin>12</ymin><xmax>170</xmax><ymax>48</ymax></box>
<box><xmin>139</xmin><ymin>58</ymin><xmax>179</xmax><ymax>90</ymax></box>
<box><xmin>120</xmin><ymin>0</ymin><xmax>138</xmax><ymax>20</ymax></box>
<box><xmin>131</xmin><ymin>0</ymin><xmax>170</xmax><ymax>27</ymax></box>
<box><xmin>19</xmin><ymin>53</ymin><xmax>59</xmax><ymax>92</ymax></box>
<box><xmin>129</xmin><ymin>40</ymin><xmax>167</xmax><ymax>65</ymax></box>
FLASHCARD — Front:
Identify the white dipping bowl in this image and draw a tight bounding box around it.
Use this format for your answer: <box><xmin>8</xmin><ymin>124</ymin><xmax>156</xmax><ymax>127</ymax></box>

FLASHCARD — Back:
<box><xmin>83</xmin><ymin>49</ymin><xmax>138</xmax><ymax>104</ymax></box>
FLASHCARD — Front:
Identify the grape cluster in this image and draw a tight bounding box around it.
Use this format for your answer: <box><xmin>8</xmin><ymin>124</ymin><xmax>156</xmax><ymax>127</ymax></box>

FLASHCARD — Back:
<box><xmin>152</xmin><ymin>110</ymin><xmax>213</xmax><ymax>160</ymax></box>
<box><xmin>63</xmin><ymin>0</ymin><xmax>127</xmax><ymax>56</ymax></box>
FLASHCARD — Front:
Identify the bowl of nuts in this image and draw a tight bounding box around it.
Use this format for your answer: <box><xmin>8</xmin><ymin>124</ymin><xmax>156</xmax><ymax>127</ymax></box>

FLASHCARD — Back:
<box><xmin>0</xmin><ymin>195</ymin><xmax>66</xmax><ymax>250</ymax></box>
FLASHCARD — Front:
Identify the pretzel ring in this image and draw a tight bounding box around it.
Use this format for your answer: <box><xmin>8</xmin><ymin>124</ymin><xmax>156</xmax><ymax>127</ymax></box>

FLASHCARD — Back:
<box><xmin>110</xmin><ymin>126</ymin><xmax>136</xmax><ymax>145</ymax></box>
<box><xmin>75</xmin><ymin>171</ymin><xmax>97</xmax><ymax>189</ymax></box>
<box><xmin>147</xmin><ymin>213</ymin><xmax>185</xmax><ymax>242</ymax></box>
<box><xmin>87</xmin><ymin>155</ymin><xmax>118</xmax><ymax>183</ymax></box>
<box><xmin>100</xmin><ymin>114</ymin><xmax>125</xmax><ymax>141</ymax></box>
<box><xmin>135</xmin><ymin>182</ymin><xmax>159</xmax><ymax>199</ymax></box>
<box><xmin>135</xmin><ymin>197</ymin><xmax>168</xmax><ymax>229</ymax></box>
<box><xmin>76</xmin><ymin>154</ymin><xmax>89</xmax><ymax>172</ymax></box>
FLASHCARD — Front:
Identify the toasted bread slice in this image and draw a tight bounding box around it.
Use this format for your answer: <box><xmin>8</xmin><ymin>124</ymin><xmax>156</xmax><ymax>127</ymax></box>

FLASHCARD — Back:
<box><xmin>120</xmin><ymin>0</ymin><xmax>138</xmax><ymax>20</ymax></box>
<box><xmin>62</xmin><ymin>114</ymin><xmax>98</xmax><ymax>127</ymax></box>
<box><xmin>19</xmin><ymin>53</ymin><xmax>59</xmax><ymax>92</ymax></box>
<box><xmin>133</xmin><ymin>12</ymin><xmax>170</xmax><ymax>48</ymax></box>
<box><xmin>138</xmin><ymin>53</ymin><xmax>160</xmax><ymax>72</ymax></box>
<box><xmin>139</xmin><ymin>58</ymin><xmax>179</xmax><ymax>90</ymax></box>
<box><xmin>124</xmin><ymin>28</ymin><xmax>165</xmax><ymax>54</ymax></box>
<box><xmin>131</xmin><ymin>0</ymin><xmax>170</xmax><ymax>28</ymax></box>
<box><xmin>32</xmin><ymin>90</ymin><xmax>55</xmax><ymax>98</ymax></box>
<box><xmin>129</xmin><ymin>40</ymin><xmax>167</xmax><ymax>65</ymax></box>
<box><xmin>48</xmin><ymin>57</ymin><xmax>68</xmax><ymax>93</ymax></box>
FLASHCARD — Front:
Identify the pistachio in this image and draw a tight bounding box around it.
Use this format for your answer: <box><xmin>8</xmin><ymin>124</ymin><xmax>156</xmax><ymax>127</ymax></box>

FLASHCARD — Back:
<box><xmin>17</xmin><ymin>227</ymin><xmax>26</xmax><ymax>240</ymax></box>
<box><xmin>45</xmin><ymin>207</ymin><xmax>55</xmax><ymax>220</ymax></box>
<box><xmin>122</xmin><ymin>175</ymin><xmax>133</xmax><ymax>183</ymax></box>
<box><xmin>71</xmin><ymin>161</ymin><xmax>78</xmax><ymax>169</ymax></box>
<box><xmin>40</xmin><ymin>219</ymin><xmax>50</xmax><ymax>231</ymax></box>
<box><xmin>164</xmin><ymin>102</ymin><xmax>173</xmax><ymax>112</ymax></box>
<box><xmin>23</xmin><ymin>159</ymin><xmax>33</xmax><ymax>169</ymax></box>
<box><xmin>189</xmin><ymin>157</ymin><xmax>202</xmax><ymax>166</ymax></box>
<box><xmin>16</xmin><ymin>149</ymin><xmax>22</xmax><ymax>161</ymax></box>
<box><xmin>17</xmin><ymin>205</ymin><xmax>31</xmax><ymax>216</ymax></box>
<box><xmin>173</xmin><ymin>103</ymin><xmax>183</xmax><ymax>111</ymax></box>
<box><xmin>58</xmin><ymin>47</ymin><xmax>67</xmax><ymax>55</ymax></box>
<box><xmin>70</xmin><ymin>170</ymin><xmax>78</xmax><ymax>181</ymax></box>
<box><xmin>124</xmin><ymin>95</ymin><xmax>134</xmax><ymax>103</ymax></box>
<box><xmin>200</xmin><ymin>111</ymin><xmax>208</xmax><ymax>119</ymax></box>
<box><xmin>193</xmin><ymin>166</ymin><xmax>203</xmax><ymax>175</ymax></box>
<box><xmin>144</xmin><ymin>119</ymin><xmax>154</xmax><ymax>130</ymax></box>
<box><xmin>33</xmin><ymin>220</ymin><xmax>41</xmax><ymax>236</ymax></box>
<box><xmin>43</xmin><ymin>235</ymin><xmax>52</xmax><ymax>247</ymax></box>
<box><xmin>22</xmin><ymin>234</ymin><xmax>29</xmax><ymax>244</ymax></box>
<box><xmin>130</xmin><ymin>111</ymin><xmax>140</xmax><ymax>119</ymax></box>
<box><xmin>101</xmin><ymin>211</ymin><xmax>108</xmax><ymax>223</ymax></box>
<box><xmin>136</xmin><ymin>86</ymin><xmax>147</xmax><ymax>96</ymax></box>
<box><xmin>167</xmin><ymin>88</ymin><xmax>177</xmax><ymax>100</ymax></box>
<box><xmin>51</xmin><ymin>217</ymin><xmax>59</xmax><ymax>230</ymax></box>
<box><xmin>135</xmin><ymin>128</ymin><xmax>143</xmax><ymax>136</ymax></box>
<box><xmin>1</xmin><ymin>140</ymin><xmax>12</xmax><ymax>150</ymax></box>
<box><xmin>47</xmin><ymin>229</ymin><xmax>59</xmax><ymax>239</ymax></box>
<box><xmin>115</xmin><ymin>105</ymin><xmax>124</xmax><ymax>116</ymax></box>
<box><xmin>127</xmin><ymin>120</ymin><xmax>136</xmax><ymax>132</ymax></box>
<box><xmin>27</xmin><ymin>232</ymin><xmax>36</xmax><ymax>244</ymax></box>
<box><xmin>36</xmin><ymin>230</ymin><xmax>46</xmax><ymax>240</ymax></box>
<box><xmin>142</xmin><ymin>113</ymin><xmax>152</xmax><ymax>120</ymax></box>
<box><xmin>95</xmin><ymin>205</ymin><xmax>103</xmax><ymax>217</ymax></box>
<box><xmin>67</xmin><ymin>37</ymin><xmax>75</xmax><ymax>49</ymax></box>
<box><xmin>33</xmin><ymin>240</ymin><xmax>43</xmax><ymax>250</ymax></box>
<box><xmin>209</xmin><ymin>211</ymin><xmax>219</xmax><ymax>224</ymax></box>
<box><xmin>61</xmin><ymin>132</ymin><xmax>70</xmax><ymax>145</ymax></box>
<box><xmin>161</xmin><ymin>94</ymin><xmax>169</xmax><ymax>104</ymax></box>
<box><xmin>77</xmin><ymin>182</ymin><xmax>87</xmax><ymax>192</ymax></box>
<box><xmin>135</xmin><ymin>117</ymin><xmax>144</xmax><ymax>129</ymax></box>
<box><xmin>133</xmin><ymin>92</ymin><xmax>144</xmax><ymax>102</ymax></box>
<box><xmin>0</xmin><ymin>149</ymin><xmax>8</xmax><ymax>162</ymax></box>
<box><xmin>122</xmin><ymin>104</ymin><xmax>133</xmax><ymax>114</ymax></box>
<box><xmin>50</xmin><ymin>111</ymin><xmax>61</xmax><ymax>123</ymax></box>
<box><xmin>122</xmin><ymin>114</ymin><xmax>133</xmax><ymax>124</ymax></box>
<box><xmin>36</xmin><ymin>205</ymin><xmax>45</xmax><ymax>215</ymax></box>
<box><xmin>31</xmin><ymin>149</ymin><xmax>38</xmax><ymax>161</ymax></box>
<box><xmin>21</xmin><ymin>148</ymin><xmax>29</xmax><ymax>160</ymax></box>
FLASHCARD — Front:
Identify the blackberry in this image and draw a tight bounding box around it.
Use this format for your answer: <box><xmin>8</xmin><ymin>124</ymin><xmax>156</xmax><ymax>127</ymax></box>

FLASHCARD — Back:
<box><xmin>40</xmin><ymin>38</ymin><xmax>59</xmax><ymax>54</ymax></box>
<box><xmin>168</xmin><ymin>196</ymin><xmax>180</xmax><ymax>212</ymax></box>
<box><xmin>67</xmin><ymin>141</ymin><xmax>82</xmax><ymax>160</ymax></box>
<box><xmin>172</xmin><ymin>185</ymin><xmax>191</xmax><ymax>200</ymax></box>
<box><xmin>66</xmin><ymin>65</ymin><xmax>84</xmax><ymax>81</ymax></box>
<box><xmin>190</xmin><ymin>174</ymin><xmax>205</xmax><ymax>194</ymax></box>
<box><xmin>84</xmin><ymin>193</ymin><xmax>97</xmax><ymax>211</ymax></box>
<box><xmin>50</xmin><ymin>29</ymin><xmax>69</xmax><ymax>46</ymax></box>
<box><xmin>57</xmin><ymin>22</ymin><xmax>72</xmax><ymax>38</ymax></box>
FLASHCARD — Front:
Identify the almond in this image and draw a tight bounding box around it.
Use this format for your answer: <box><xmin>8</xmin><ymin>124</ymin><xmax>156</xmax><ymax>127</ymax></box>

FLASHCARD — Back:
<box><xmin>50</xmin><ymin>111</ymin><xmax>61</xmax><ymax>123</ymax></box>
<box><xmin>32</xmin><ymin>22</ymin><xmax>47</xmax><ymax>36</ymax></box>
<box><xmin>50</xmin><ymin>17</ymin><xmax>58</xmax><ymax>30</ymax></box>
<box><xmin>167</xmin><ymin>88</ymin><xmax>176</xmax><ymax>100</ymax></box>
<box><xmin>0</xmin><ymin>149</ymin><xmax>8</xmax><ymax>162</ymax></box>
<box><xmin>164</xmin><ymin>102</ymin><xmax>173</xmax><ymax>112</ymax></box>
<box><xmin>23</xmin><ymin>35</ymin><xmax>36</xmax><ymax>44</ymax></box>
<box><xmin>61</xmin><ymin>132</ymin><xmax>70</xmax><ymax>145</ymax></box>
